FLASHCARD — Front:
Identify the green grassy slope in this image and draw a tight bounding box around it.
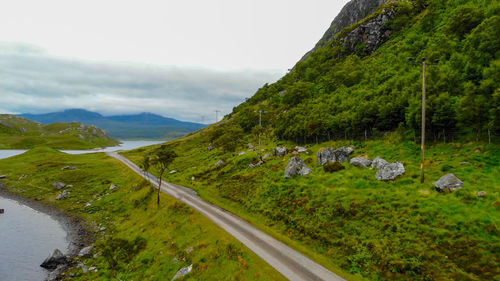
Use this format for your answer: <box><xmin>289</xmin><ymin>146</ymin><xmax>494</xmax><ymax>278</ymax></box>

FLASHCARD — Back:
<box><xmin>0</xmin><ymin>115</ymin><xmax>119</xmax><ymax>149</ymax></box>
<box><xmin>121</xmin><ymin>127</ymin><xmax>500</xmax><ymax>280</ymax></box>
<box><xmin>0</xmin><ymin>148</ymin><xmax>285</xmax><ymax>281</ymax></box>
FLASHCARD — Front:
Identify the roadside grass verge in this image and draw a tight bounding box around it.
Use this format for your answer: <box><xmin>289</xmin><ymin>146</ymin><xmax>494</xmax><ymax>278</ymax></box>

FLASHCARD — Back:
<box><xmin>121</xmin><ymin>131</ymin><xmax>500</xmax><ymax>281</ymax></box>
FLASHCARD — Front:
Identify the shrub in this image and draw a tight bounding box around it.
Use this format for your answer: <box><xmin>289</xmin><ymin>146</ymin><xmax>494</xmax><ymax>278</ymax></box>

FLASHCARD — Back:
<box><xmin>323</xmin><ymin>162</ymin><xmax>345</xmax><ymax>173</ymax></box>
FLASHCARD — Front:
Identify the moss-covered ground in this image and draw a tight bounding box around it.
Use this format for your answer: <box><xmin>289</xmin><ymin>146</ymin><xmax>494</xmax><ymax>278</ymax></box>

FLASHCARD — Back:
<box><xmin>122</xmin><ymin>129</ymin><xmax>500</xmax><ymax>281</ymax></box>
<box><xmin>0</xmin><ymin>147</ymin><xmax>285</xmax><ymax>281</ymax></box>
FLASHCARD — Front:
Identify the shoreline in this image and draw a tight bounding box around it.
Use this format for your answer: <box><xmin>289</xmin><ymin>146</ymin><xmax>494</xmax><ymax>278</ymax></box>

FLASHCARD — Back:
<box><xmin>0</xmin><ymin>181</ymin><xmax>94</xmax><ymax>280</ymax></box>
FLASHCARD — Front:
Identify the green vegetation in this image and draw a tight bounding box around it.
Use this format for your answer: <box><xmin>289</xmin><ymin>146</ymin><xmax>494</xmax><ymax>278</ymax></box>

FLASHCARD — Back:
<box><xmin>0</xmin><ymin>148</ymin><xmax>285</xmax><ymax>280</ymax></box>
<box><xmin>229</xmin><ymin>0</ymin><xmax>499</xmax><ymax>144</ymax></box>
<box><xmin>119</xmin><ymin>2</ymin><xmax>500</xmax><ymax>280</ymax></box>
<box><xmin>0</xmin><ymin>115</ymin><xmax>119</xmax><ymax>149</ymax></box>
<box><xmin>122</xmin><ymin>131</ymin><xmax>500</xmax><ymax>280</ymax></box>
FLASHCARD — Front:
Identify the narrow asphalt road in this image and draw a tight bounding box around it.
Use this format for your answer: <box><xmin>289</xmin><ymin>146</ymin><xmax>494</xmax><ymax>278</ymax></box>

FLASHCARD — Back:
<box><xmin>108</xmin><ymin>152</ymin><xmax>346</xmax><ymax>281</ymax></box>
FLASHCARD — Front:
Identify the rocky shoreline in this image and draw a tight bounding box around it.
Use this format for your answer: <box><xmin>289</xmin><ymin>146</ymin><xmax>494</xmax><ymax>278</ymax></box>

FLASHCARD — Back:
<box><xmin>0</xmin><ymin>181</ymin><xmax>94</xmax><ymax>281</ymax></box>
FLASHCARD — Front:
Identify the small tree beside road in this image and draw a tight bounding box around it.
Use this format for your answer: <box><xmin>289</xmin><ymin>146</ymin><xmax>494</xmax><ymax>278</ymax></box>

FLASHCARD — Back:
<box><xmin>151</xmin><ymin>146</ymin><xmax>177</xmax><ymax>207</ymax></box>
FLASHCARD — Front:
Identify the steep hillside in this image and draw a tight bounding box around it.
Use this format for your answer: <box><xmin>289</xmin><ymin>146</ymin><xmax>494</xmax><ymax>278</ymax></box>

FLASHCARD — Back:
<box><xmin>0</xmin><ymin>114</ymin><xmax>119</xmax><ymax>149</ymax></box>
<box><xmin>121</xmin><ymin>0</ymin><xmax>500</xmax><ymax>280</ymax></box>
<box><xmin>301</xmin><ymin>0</ymin><xmax>389</xmax><ymax>61</ymax></box>
<box><xmin>21</xmin><ymin>109</ymin><xmax>206</xmax><ymax>140</ymax></box>
<box><xmin>231</xmin><ymin>0</ymin><xmax>499</xmax><ymax>144</ymax></box>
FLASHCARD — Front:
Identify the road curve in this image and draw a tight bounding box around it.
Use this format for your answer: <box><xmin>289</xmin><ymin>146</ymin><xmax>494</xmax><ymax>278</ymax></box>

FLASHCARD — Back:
<box><xmin>108</xmin><ymin>152</ymin><xmax>346</xmax><ymax>281</ymax></box>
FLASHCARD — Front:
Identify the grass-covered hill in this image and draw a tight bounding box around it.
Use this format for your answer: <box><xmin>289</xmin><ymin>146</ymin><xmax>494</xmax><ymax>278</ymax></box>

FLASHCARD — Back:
<box><xmin>0</xmin><ymin>148</ymin><xmax>285</xmax><ymax>280</ymax></box>
<box><xmin>229</xmin><ymin>0</ymin><xmax>499</xmax><ymax>144</ymax></box>
<box><xmin>0</xmin><ymin>114</ymin><xmax>119</xmax><ymax>149</ymax></box>
<box><xmin>120</xmin><ymin>0</ymin><xmax>500</xmax><ymax>280</ymax></box>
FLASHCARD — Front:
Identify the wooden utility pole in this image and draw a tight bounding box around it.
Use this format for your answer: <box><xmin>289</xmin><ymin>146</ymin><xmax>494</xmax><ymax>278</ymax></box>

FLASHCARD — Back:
<box><xmin>409</xmin><ymin>57</ymin><xmax>439</xmax><ymax>184</ymax></box>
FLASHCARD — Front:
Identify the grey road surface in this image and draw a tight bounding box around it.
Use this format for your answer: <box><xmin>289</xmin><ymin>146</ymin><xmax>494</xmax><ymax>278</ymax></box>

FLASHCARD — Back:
<box><xmin>108</xmin><ymin>152</ymin><xmax>347</xmax><ymax>281</ymax></box>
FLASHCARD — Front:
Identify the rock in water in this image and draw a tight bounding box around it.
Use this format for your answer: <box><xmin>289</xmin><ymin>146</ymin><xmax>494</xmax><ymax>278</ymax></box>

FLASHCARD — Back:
<box><xmin>434</xmin><ymin>174</ymin><xmax>464</xmax><ymax>192</ymax></box>
<box><xmin>52</xmin><ymin>182</ymin><xmax>66</xmax><ymax>190</ymax></box>
<box><xmin>370</xmin><ymin>156</ymin><xmax>389</xmax><ymax>169</ymax></box>
<box><xmin>316</xmin><ymin>147</ymin><xmax>354</xmax><ymax>165</ymax></box>
<box><xmin>284</xmin><ymin>157</ymin><xmax>311</xmax><ymax>178</ymax></box>
<box><xmin>376</xmin><ymin>162</ymin><xmax>405</xmax><ymax>181</ymax></box>
<box><xmin>40</xmin><ymin>249</ymin><xmax>68</xmax><ymax>269</ymax></box>
<box><xmin>171</xmin><ymin>264</ymin><xmax>193</xmax><ymax>281</ymax></box>
<box><xmin>350</xmin><ymin>157</ymin><xmax>372</xmax><ymax>168</ymax></box>
<box><xmin>273</xmin><ymin>147</ymin><xmax>288</xmax><ymax>157</ymax></box>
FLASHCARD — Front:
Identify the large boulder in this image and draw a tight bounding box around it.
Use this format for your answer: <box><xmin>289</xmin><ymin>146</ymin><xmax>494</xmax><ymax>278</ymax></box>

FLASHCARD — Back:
<box><xmin>376</xmin><ymin>162</ymin><xmax>405</xmax><ymax>181</ymax></box>
<box><xmin>273</xmin><ymin>147</ymin><xmax>288</xmax><ymax>157</ymax></box>
<box><xmin>350</xmin><ymin>157</ymin><xmax>372</xmax><ymax>168</ymax></box>
<box><xmin>52</xmin><ymin>182</ymin><xmax>66</xmax><ymax>190</ymax></box>
<box><xmin>370</xmin><ymin>156</ymin><xmax>389</xmax><ymax>169</ymax></box>
<box><xmin>316</xmin><ymin>147</ymin><xmax>354</xmax><ymax>165</ymax></box>
<box><xmin>40</xmin><ymin>249</ymin><xmax>68</xmax><ymax>270</ymax></box>
<box><xmin>284</xmin><ymin>157</ymin><xmax>311</xmax><ymax>178</ymax></box>
<box><xmin>434</xmin><ymin>174</ymin><xmax>464</xmax><ymax>192</ymax></box>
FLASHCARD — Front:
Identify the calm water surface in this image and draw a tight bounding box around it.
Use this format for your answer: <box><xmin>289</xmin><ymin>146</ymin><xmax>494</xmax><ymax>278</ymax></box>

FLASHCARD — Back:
<box><xmin>0</xmin><ymin>140</ymin><xmax>165</xmax><ymax>159</ymax></box>
<box><xmin>0</xmin><ymin>197</ymin><xmax>68</xmax><ymax>281</ymax></box>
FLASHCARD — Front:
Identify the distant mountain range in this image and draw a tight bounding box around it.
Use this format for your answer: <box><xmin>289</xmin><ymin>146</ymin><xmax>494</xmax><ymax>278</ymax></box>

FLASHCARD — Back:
<box><xmin>20</xmin><ymin>109</ymin><xmax>206</xmax><ymax>139</ymax></box>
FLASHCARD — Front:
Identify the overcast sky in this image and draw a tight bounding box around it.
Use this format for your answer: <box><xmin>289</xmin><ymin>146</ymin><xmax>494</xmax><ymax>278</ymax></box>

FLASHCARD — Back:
<box><xmin>0</xmin><ymin>0</ymin><xmax>350</xmax><ymax>123</ymax></box>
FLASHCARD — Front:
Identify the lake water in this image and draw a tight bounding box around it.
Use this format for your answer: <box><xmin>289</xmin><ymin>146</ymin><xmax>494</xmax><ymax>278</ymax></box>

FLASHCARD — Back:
<box><xmin>0</xmin><ymin>197</ymin><xmax>68</xmax><ymax>281</ymax></box>
<box><xmin>0</xmin><ymin>140</ymin><xmax>165</xmax><ymax>159</ymax></box>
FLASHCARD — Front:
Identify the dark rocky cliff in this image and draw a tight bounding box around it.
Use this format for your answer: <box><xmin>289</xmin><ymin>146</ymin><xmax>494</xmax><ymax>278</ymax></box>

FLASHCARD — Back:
<box><xmin>300</xmin><ymin>0</ymin><xmax>389</xmax><ymax>61</ymax></box>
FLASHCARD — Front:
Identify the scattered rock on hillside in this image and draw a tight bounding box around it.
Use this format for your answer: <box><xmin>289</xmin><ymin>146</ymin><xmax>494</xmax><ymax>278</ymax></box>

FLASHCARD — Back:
<box><xmin>56</xmin><ymin>190</ymin><xmax>70</xmax><ymax>200</ymax></box>
<box><xmin>273</xmin><ymin>147</ymin><xmax>288</xmax><ymax>157</ymax></box>
<box><xmin>40</xmin><ymin>249</ymin><xmax>68</xmax><ymax>270</ymax></box>
<box><xmin>249</xmin><ymin>161</ymin><xmax>264</xmax><ymax>169</ymax></box>
<box><xmin>262</xmin><ymin>153</ymin><xmax>271</xmax><ymax>159</ymax></box>
<box><xmin>478</xmin><ymin>191</ymin><xmax>486</xmax><ymax>197</ymax></box>
<box><xmin>170</xmin><ymin>170</ymin><xmax>177</xmax><ymax>174</ymax></box>
<box><xmin>248</xmin><ymin>143</ymin><xmax>254</xmax><ymax>149</ymax></box>
<box><xmin>207</xmin><ymin>143</ymin><xmax>214</xmax><ymax>151</ymax></box>
<box><xmin>370</xmin><ymin>156</ymin><xmax>389</xmax><ymax>169</ymax></box>
<box><xmin>284</xmin><ymin>157</ymin><xmax>311</xmax><ymax>178</ymax></box>
<box><xmin>316</xmin><ymin>147</ymin><xmax>353</xmax><ymax>165</ymax></box>
<box><xmin>61</xmin><ymin>166</ymin><xmax>76</xmax><ymax>171</ymax></box>
<box><xmin>434</xmin><ymin>174</ymin><xmax>464</xmax><ymax>192</ymax></box>
<box><xmin>350</xmin><ymin>157</ymin><xmax>372</xmax><ymax>168</ymax></box>
<box><xmin>172</xmin><ymin>264</ymin><xmax>193</xmax><ymax>281</ymax></box>
<box><xmin>215</xmin><ymin>160</ymin><xmax>224</xmax><ymax>167</ymax></box>
<box><xmin>0</xmin><ymin>175</ymin><xmax>7</xmax><ymax>179</ymax></box>
<box><xmin>109</xmin><ymin>184</ymin><xmax>117</xmax><ymax>190</ymax></box>
<box><xmin>295</xmin><ymin>146</ymin><xmax>307</xmax><ymax>153</ymax></box>
<box><xmin>78</xmin><ymin>245</ymin><xmax>94</xmax><ymax>257</ymax></box>
<box><xmin>238</xmin><ymin>151</ymin><xmax>245</xmax><ymax>156</ymax></box>
<box><xmin>53</xmin><ymin>182</ymin><xmax>66</xmax><ymax>190</ymax></box>
<box><xmin>77</xmin><ymin>263</ymin><xmax>88</xmax><ymax>273</ymax></box>
<box><xmin>185</xmin><ymin>247</ymin><xmax>194</xmax><ymax>255</ymax></box>
<box><xmin>376</xmin><ymin>162</ymin><xmax>405</xmax><ymax>181</ymax></box>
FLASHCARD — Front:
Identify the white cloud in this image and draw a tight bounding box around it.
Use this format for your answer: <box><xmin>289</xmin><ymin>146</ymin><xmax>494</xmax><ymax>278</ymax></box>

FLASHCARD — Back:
<box><xmin>0</xmin><ymin>44</ymin><xmax>282</xmax><ymax>122</ymax></box>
